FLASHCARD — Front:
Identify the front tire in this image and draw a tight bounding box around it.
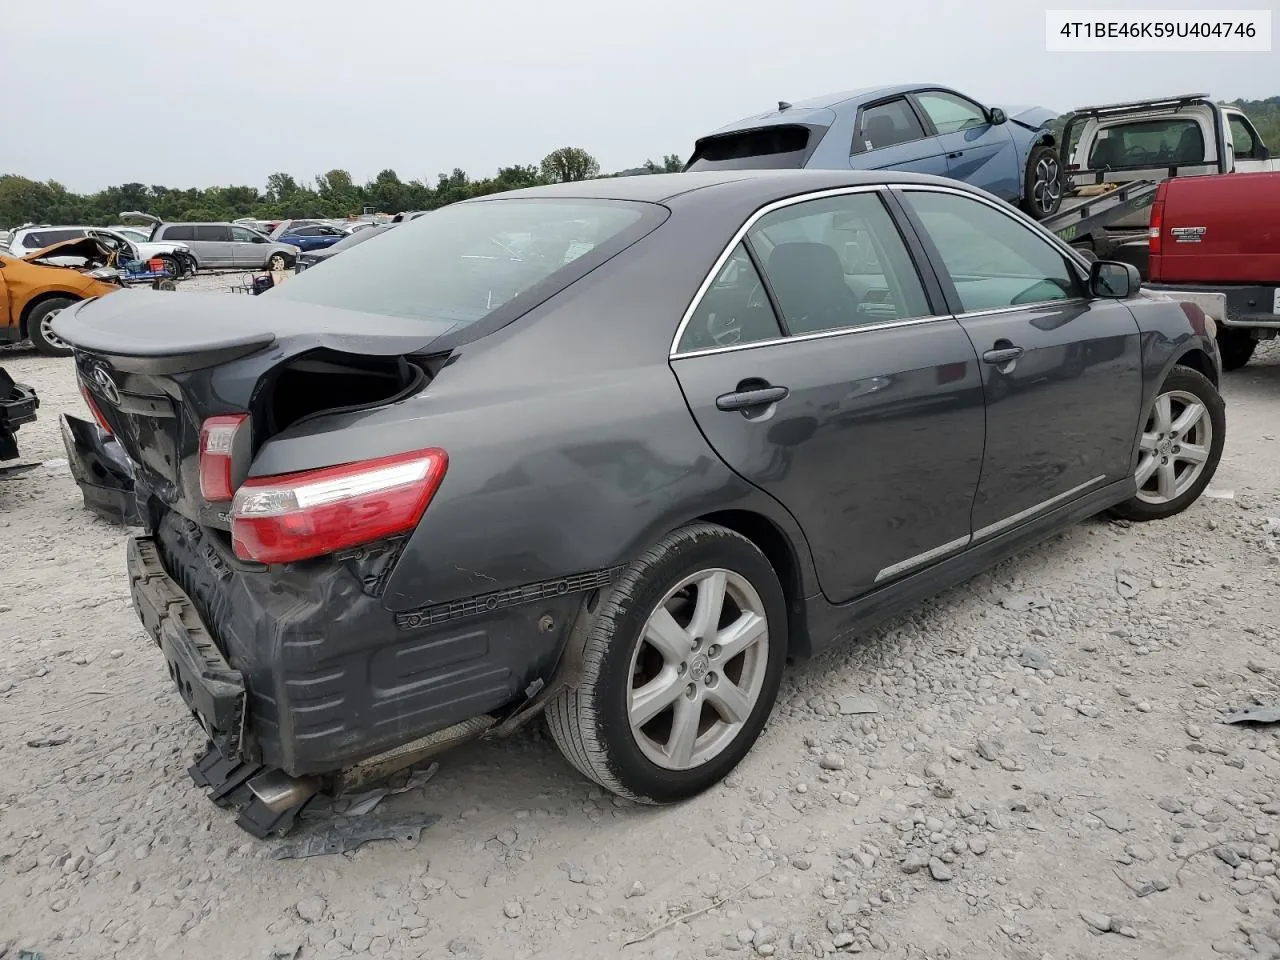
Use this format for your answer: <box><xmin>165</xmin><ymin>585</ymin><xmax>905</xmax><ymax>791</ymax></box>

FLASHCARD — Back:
<box><xmin>1217</xmin><ymin>328</ymin><xmax>1257</xmax><ymax>371</ymax></box>
<box><xmin>27</xmin><ymin>297</ymin><xmax>78</xmax><ymax>357</ymax></box>
<box><xmin>546</xmin><ymin>523</ymin><xmax>787</xmax><ymax>804</ymax></box>
<box><xmin>267</xmin><ymin>252</ymin><xmax>294</xmax><ymax>271</ymax></box>
<box><xmin>1021</xmin><ymin>144</ymin><xmax>1064</xmax><ymax>221</ymax></box>
<box><xmin>1111</xmin><ymin>366</ymin><xmax>1225</xmax><ymax>522</ymax></box>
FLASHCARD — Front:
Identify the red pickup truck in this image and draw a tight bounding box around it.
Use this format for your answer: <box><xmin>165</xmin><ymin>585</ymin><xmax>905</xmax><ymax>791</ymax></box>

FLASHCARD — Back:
<box><xmin>1144</xmin><ymin>171</ymin><xmax>1280</xmax><ymax>370</ymax></box>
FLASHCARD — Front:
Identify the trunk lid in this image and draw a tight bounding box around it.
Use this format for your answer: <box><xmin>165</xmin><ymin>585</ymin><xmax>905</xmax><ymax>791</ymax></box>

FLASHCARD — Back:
<box><xmin>52</xmin><ymin>292</ymin><xmax>453</xmax><ymax>528</ymax></box>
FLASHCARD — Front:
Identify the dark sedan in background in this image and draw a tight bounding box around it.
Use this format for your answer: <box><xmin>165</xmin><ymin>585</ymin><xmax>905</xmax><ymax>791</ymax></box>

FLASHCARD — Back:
<box><xmin>54</xmin><ymin>169</ymin><xmax>1223</xmax><ymax>836</ymax></box>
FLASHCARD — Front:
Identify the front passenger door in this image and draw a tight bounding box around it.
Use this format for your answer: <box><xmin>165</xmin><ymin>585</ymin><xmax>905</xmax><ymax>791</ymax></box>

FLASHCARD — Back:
<box><xmin>898</xmin><ymin>188</ymin><xmax>1143</xmax><ymax>538</ymax></box>
<box><xmin>670</xmin><ymin>189</ymin><xmax>986</xmax><ymax>603</ymax></box>
<box><xmin>230</xmin><ymin>225</ymin><xmax>268</xmax><ymax>266</ymax></box>
<box><xmin>912</xmin><ymin>91</ymin><xmax>1021</xmax><ymax>201</ymax></box>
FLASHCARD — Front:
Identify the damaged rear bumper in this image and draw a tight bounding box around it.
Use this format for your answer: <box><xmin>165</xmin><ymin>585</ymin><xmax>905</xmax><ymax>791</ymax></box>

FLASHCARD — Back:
<box><xmin>58</xmin><ymin>414</ymin><xmax>143</xmax><ymax>525</ymax></box>
<box><xmin>127</xmin><ymin>509</ymin><xmax>596</xmax><ymax>832</ymax></box>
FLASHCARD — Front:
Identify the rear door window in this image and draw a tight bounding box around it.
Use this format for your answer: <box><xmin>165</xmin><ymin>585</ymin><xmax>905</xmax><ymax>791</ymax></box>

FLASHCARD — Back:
<box><xmin>1088</xmin><ymin>119</ymin><xmax>1206</xmax><ymax>168</ymax></box>
<box><xmin>685</xmin><ymin>125</ymin><xmax>815</xmax><ymax>171</ymax></box>
<box><xmin>162</xmin><ymin>225</ymin><xmax>196</xmax><ymax>241</ymax></box>
<box><xmin>747</xmin><ymin>192</ymin><xmax>931</xmax><ymax>335</ymax></box>
<box><xmin>853</xmin><ymin>99</ymin><xmax>927</xmax><ymax>153</ymax></box>
<box><xmin>677</xmin><ymin>243</ymin><xmax>783</xmax><ymax>353</ymax></box>
<box><xmin>195</xmin><ymin>225</ymin><xmax>232</xmax><ymax>242</ymax></box>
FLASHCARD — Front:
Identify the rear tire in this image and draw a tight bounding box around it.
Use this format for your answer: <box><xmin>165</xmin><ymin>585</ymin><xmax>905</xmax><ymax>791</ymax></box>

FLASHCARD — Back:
<box><xmin>546</xmin><ymin>523</ymin><xmax>787</xmax><ymax>804</ymax></box>
<box><xmin>1110</xmin><ymin>366</ymin><xmax>1224</xmax><ymax>522</ymax></box>
<box><xmin>1217</xmin><ymin>328</ymin><xmax>1257</xmax><ymax>371</ymax></box>
<box><xmin>26</xmin><ymin>297</ymin><xmax>77</xmax><ymax>357</ymax></box>
<box><xmin>1021</xmin><ymin>144</ymin><xmax>1064</xmax><ymax>221</ymax></box>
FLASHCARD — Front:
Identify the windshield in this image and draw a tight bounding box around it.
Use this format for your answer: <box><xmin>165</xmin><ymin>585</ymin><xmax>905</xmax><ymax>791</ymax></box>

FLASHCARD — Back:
<box><xmin>270</xmin><ymin>198</ymin><xmax>656</xmax><ymax>326</ymax></box>
<box><xmin>115</xmin><ymin>227</ymin><xmax>150</xmax><ymax>243</ymax></box>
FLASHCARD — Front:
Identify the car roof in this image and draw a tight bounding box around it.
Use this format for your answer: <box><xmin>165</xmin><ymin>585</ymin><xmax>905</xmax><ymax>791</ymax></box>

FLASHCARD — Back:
<box><xmin>479</xmin><ymin>168</ymin><xmax>973</xmax><ymax>206</ymax></box>
<box><xmin>699</xmin><ymin>83</ymin><xmax>951</xmax><ymax>135</ymax></box>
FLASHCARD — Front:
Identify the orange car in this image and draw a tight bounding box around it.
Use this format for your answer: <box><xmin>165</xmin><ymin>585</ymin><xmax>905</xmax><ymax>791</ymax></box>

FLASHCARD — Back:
<box><xmin>0</xmin><ymin>238</ymin><xmax>123</xmax><ymax>356</ymax></box>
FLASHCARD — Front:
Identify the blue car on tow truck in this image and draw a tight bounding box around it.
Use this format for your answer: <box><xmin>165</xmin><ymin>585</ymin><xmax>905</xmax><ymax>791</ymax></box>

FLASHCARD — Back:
<box><xmin>686</xmin><ymin>83</ymin><xmax>1063</xmax><ymax>219</ymax></box>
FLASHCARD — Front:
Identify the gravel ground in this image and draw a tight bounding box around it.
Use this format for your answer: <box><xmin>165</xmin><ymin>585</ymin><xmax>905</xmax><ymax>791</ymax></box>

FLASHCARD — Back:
<box><xmin>2</xmin><ymin>304</ymin><xmax>1279</xmax><ymax>959</ymax></box>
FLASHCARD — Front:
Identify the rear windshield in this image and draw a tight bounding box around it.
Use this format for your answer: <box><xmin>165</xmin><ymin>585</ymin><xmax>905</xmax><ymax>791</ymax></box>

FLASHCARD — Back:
<box><xmin>269</xmin><ymin>198</ymin><xmax>659</xmax><ymax>326</ymax></box>
<box><xmin>686</xmin><ymin>125</ymin><xmax>815</xmax><ymax>171</ymax></box>
<box><xmin>1087</xmin><ymin>118</ymin><xmax>1206</xmax><ymax>169</ymax></box>
<box><xmin>23</xmin><ymin>228</ymin><xmax>86</xmax><ymax>249</ymax></box>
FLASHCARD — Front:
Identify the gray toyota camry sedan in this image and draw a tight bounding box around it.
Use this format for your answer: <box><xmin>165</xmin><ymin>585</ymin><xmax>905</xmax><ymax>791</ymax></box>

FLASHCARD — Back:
<box><xmin>55</xmin><ymin>169</ymin><xmax>1224</xmax><ymax>836</ymax></box>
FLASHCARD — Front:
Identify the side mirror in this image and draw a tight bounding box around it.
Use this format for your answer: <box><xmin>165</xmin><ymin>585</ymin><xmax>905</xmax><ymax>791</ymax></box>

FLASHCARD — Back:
<box><xmin>988</xmin><ymin>107</ymin><xmax>1007</xmax><ymax>125</ymax></box>
<box><xmin>1090</xmin><ymin>260</ymin><xmax>1140</xmax><ymax>299</ymax></box>
<box><xmin>1260</xmin><ymin>145</ymin><xmax>1272</xmax><ymax>160</ymax></box>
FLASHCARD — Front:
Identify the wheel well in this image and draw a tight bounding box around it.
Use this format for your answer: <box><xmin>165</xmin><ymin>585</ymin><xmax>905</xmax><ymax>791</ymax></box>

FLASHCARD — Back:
<box><xmin>19</xmin><ymin>292</ymin><xmax>80</xmax><ymax>337</ymax></box>
<box><xmin>1036</xmin><ymin>132</ymin><xmax>1056</xmax><ymax>148</ymax></box>
<box><xmin>1175</xmin><ymin>348</ymin><xmax>1219</xmax><ymax>388</ymax></box>
<box><xmin>697</xmin><ymin>509</ymin><xmax>812</xmax><ymax>658</ymax></box>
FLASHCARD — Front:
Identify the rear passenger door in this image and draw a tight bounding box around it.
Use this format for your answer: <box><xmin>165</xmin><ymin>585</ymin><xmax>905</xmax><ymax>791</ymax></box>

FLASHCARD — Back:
<box><xmin>897</xmin><ymin>187</ymin><xmax>1143</xmax><ymax>537</ymax></box>
<box><xmin>670</xmin><ymin>188</ymin><xmax>986</xmax><ymax>603</ymax></box>
<box><xmin>195</xmin><ymin>225</ymin><xmax>234</xmax><ymax>267</ymax></box>
<box><xmin>911</xmin><ymin>90</ymin><xmax>1021</xmax><ymax>201</ymax></box>
<box><xmin>850</xmin><ymin>97</ymin><xmax>949</xmax><ymax>178</ymax></box>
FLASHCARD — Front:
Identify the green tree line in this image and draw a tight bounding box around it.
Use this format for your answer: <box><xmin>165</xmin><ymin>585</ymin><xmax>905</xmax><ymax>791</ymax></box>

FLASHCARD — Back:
<box><xmin>0</xmin><ymin>147</ymin><xmax>684</xmax><ymax>230</ymax></box>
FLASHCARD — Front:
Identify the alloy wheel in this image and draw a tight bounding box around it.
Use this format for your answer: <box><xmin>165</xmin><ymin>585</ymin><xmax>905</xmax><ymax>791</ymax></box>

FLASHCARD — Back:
<box><xmin>39</xmin><ymin>308</ymin><xmax>70</xmax><ymax>352</ymax></box>
<box><xmin>627</xmin><ymin>568</ymin><xmax>770</xmax><ymax>771</ymax></box>
<box><xmin>1032</xmin><ymin>156</ymin><xmax>1062</xmax><ymax>214</ymax></box>
<box><xmin>1135</xmin><ymin>389</ymin><xmax>1213</xmax><ymax>504</ymax></box>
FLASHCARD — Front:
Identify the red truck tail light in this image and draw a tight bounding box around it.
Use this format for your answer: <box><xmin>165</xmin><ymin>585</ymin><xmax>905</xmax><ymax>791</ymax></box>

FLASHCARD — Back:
<box><xmin>229</xmin><ymin>448</ymin><xmax>448</xmax><ymax>564</ymax></box>
<box><xmin>79</xmin><ymin>384</ymin><xmax>113</xmax><ymax>435</ymax></box>
<box><xmin>1148</xmin><ymin>198</ymin><xmax>1164</xmax><ymax>257</ymax></box>
<box><xmin>199</xmin><ymin>414</ymin><xmax>250</xmax><ymax>502</ymax></box>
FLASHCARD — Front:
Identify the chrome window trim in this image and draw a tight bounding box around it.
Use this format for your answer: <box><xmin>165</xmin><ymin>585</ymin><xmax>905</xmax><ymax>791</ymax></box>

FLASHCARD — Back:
<box><xmin>972</xmin><ymin>475</ymin><xmax>1107</xmax><ymax>542</ymax></box>
<box><xmin>948</xmin><ymin>297</ymin><xmax>1090</xmax><ymax>321</ymax></box>
<box><xmin>668</xmin><ymin>184</ymin><xmax>941</xmax><ymax>359</ymax></box>
<box><xmin>891</xmin><ymin>182</ymin><xmax>1096</xmax><ymax>285</ymax></box>
<box><xmin>672</xmin><ymin>314</ymin><xmax>952</xmax><ymax>361</ymax></box>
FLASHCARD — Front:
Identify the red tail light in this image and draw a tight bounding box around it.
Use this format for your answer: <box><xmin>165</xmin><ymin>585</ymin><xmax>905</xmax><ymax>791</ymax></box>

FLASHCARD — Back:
<box><xmin>79</xmin><ymin>384</ymin><xmax>113</xmax><ymax>435</ymax></box>
<box><xmin>1148</xmin><ymin>198</ymin><xmax>1164</xmax><ymax>258</ymax></box>
<box><xmin>199</xmin><ymin>414</ymin><xmax>250</xmax><ymax>502</ymax></box>
<box><xmin>230</xmin><ymin>449</ymin><xmax>448</xmax><ymax>564</ymax></box>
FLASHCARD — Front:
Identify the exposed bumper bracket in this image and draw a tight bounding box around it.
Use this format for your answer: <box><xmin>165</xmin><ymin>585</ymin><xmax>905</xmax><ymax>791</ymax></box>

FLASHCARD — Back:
<box><xmin>189</xmin><ymin>741</ymin><xmax>308</xmax><ymax>839</ymax></box>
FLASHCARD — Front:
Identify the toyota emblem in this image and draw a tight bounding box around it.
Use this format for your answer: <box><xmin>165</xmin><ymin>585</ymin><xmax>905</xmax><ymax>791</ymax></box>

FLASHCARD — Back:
<box><xmin>91</xmin><ymin>366</ymin><xmax>121</xmax><ymax>405</ymax></box>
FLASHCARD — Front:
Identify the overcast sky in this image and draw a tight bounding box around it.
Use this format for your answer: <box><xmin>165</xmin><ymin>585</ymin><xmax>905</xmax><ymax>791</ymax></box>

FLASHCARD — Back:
<box><xmin>2</xmin><ymin>0</ymin><xmax>1274</xmax><ymax>192</ymax></box>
